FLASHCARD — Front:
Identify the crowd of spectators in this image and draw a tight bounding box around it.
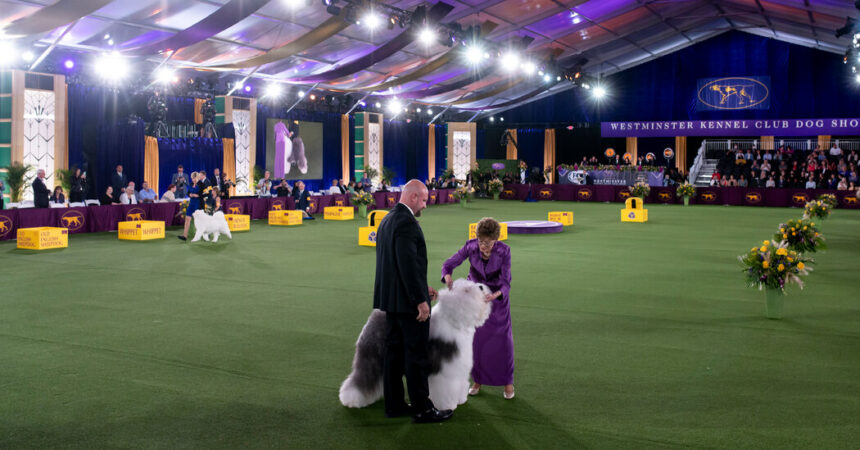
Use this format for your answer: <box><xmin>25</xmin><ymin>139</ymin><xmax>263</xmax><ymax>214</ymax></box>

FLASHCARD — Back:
<box><xmin>711</xmin><ymin>144</ymin><xmax>859</xmax><ymax>190</ymax></box>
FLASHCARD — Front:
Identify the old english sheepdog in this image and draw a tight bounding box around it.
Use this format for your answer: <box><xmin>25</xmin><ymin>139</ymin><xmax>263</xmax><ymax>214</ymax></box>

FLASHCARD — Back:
<box><xmin>339</xmin><ymin>279</ymin><xmax>492</xmax><ymax>411</ymax></box>
<box><xmin>191</xmin><ymin>210</ymin><xmax>232</xmax><ymax>242</ymax></box>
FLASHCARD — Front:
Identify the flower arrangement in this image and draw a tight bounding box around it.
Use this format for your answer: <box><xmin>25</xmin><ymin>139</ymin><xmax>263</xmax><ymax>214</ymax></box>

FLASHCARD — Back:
<box><xmin>487</xmin><ymin>178</ymin><xmax>504</xmax><ymax>195</ymax></box>
<box><xmin>739</xmin><ymin>240</ymin><xmax>813</xmax><ymax>293</ymax></box>
<box><xmin>817</xmin><ymin>193</ymin><xmax>837</xmax><ymax>208</ymax></box>
<box><xmin>775</xmin><ymin>219</ymin><xmax>825</xmax><ymax>253</ymax></box>
<box><xmin>351</xmin><ymin>191</ymin><xmax>375</xmax><ymax>206</ymax></box>
<box><xmin>177</xmin><ymin>200</ymin><xmax>189</xmax><ymax>219</ymax></box>
<box><xmin>628</xmin><ymin>181</ymin><xmax>650</xmax><ymax>198</ymax></box>
<box><xmin>454</xmin><ymin>185</ymin><xmax>475</xmax><ymax>200</ymax></box>
<box><xmin>676</xmin><ymin>183</ymin><xmax>696</xmax><ymax>198</ymax></box>
<box><xmin>803</xmin><ymin>200</ymin><xmax>830</xmax><ymax>220</ymax></box>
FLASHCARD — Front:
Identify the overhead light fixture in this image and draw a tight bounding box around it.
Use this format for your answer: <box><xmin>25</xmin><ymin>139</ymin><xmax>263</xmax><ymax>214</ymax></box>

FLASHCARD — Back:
<box><xmin>95</xmin><ymin>52</ymin><xmax>128</xmax><ymax>80</ymax></box>
<box><xmin>416</xmin><ymin>107</ymin><xmax>421</xmax><ymax>113</ymax></box>
<box><xmin>499</xmin><ymin>117</ymin><xmax>504</xmax><ymax>122</ymax></box>
<box><xmin>387</xmin><ymin>99</ymin><xmax>402</xmax><ymax>114</ymax></box>
<box><xmin>363</xmin><ymin>12</ymin><xmax>382</xmax><ymax>30</ymax></box>
<box><xmin>522</xmin><ymin>61</ymin><xmax>536</xmax><ymax>75</ymax></box>
<box><xmin>244</xmin><ymin>84</ymin><xmax>252</xmax><ymax>93</ymax></box>
<box><xmin>427</xmin><ymin>109</ymin><xmax>433</xmax><ymax>115</ymax></box>
<box><xmin>0</xmin><ymin>42</ymin><xmax>16</xmax><ymax>65</ymax></box>
<box><xmin>375</xmin><ymin>101</ymin><xmax>382</xmax><ymax>108</ymax></box>
<box><xmin>543</xmin><ymin>74</ymin><xmax>551</xmax><ymax>82</ymax></box>
<box><xmin>489</xmin><ymin>116</ymin><xmax>494</xmax><ymax>122</ymax></box>
<box><xmin>265</xmin><ymin>83</ymin><xmax>284</xmax><ymax>98</ymax></box>
<box><xmin>63</xmin><ymin>59</ymin><xmax>75</xmax><ymax>69</ymax></box>
<box><xmin>593</xmin><ymin>86</ymin><xmax>607</xmax><ymax>99</ymax></box>
<box><xmin>309</xmin><ymin>94</ymin><xmax>317</xmax><ymax>100</ymax></box>
<box><xmin>465</xmin><ymin>45</ymin><xmax>483</xmax><ymax>64</ymax></box>
<box><xmin>418</xmin><ymin>27</ymin><xmax>436</xmax><ymax>46</ymax></box>
<box><xmin>284</xmin><ymin>0</ymin><xmax>304</xmax><ymax>8</ymax></box>
<box><xmin>297</xmin><ymin>90</ymin><xmax>305</xmax><ymax>97</ymax></box>
<box><xmin>856</xmin><ymin>74</ymin><xmax>860</xmax><ymax>83</ymax></box>
<box><xmin>155</xmin><ymin>68</ymin><xmax>175</xmax><ymax>84</ymax></box>
<box><xmin>21</xmin><ymin>51</ymin><xmax>34</xmax><ymax>62</ymax></box>
<box><xmin>501</xmin><ymin>52</ymin><xmax>519</xmax><ymax>72</ymax></box>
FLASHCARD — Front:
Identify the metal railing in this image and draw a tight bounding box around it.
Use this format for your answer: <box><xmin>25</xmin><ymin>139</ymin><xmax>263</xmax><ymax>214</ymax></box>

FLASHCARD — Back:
<box><xmin>688</xmin><ymin>141</ymin><xmax>707</xmax><ymax>184</ymax></box>
<box><xmin>702</xmin><ymin>139</ymin><xmax>860</xmax><ymax>159</ymax></box>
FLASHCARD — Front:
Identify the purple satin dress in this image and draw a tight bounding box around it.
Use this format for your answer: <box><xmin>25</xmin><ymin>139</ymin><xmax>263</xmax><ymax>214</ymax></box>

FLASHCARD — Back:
<box><xmin>441</xmin><ymin>239</ymin><xmax>514</xmax><ymax>386</ymax></box>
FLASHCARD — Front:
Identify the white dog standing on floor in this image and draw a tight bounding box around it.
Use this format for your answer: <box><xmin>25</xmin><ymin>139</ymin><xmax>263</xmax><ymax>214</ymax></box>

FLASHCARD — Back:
<box><xmin>191</xmin><ymin>210</ymin><xmax>232</xmax><ymax>242</ymax></box>
<box><xmin>339</xmin><ymin>279</ymin><xmax>492</xmax><ymax>411</ymax></box>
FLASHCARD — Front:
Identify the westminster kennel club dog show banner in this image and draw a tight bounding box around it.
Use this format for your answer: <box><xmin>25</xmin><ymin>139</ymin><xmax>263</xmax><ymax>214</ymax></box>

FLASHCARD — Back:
<box><xmin>696</xmin><ymin>76</ymin><xmax>771</xmax><ymax>111</ymax></box>
<box><xmin>601</xmin><ymin>118</ymin><xmax>860</xmax><ymax>137</ymax></box>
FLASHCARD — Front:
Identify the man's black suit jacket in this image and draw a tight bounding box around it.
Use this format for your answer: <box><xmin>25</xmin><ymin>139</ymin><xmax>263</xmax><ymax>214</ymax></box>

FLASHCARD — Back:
<box><xmin>32</xmin><ymin>177</ymin><xmax>50</xmax><ymax>208</ymax></box>
<box><xmin>373</xmin><ymin>203</ymin><xmax>430</xmax><ymax>315</ymax></box>
<box><xmin>294</xmin><ymin>189</ymin><xmax>311</xmax><ymax>211</ymax></box>
<box><xmin>208</xmin><ymin>176</ymin><xmax>225</xmax><ymax>194</ymax></box>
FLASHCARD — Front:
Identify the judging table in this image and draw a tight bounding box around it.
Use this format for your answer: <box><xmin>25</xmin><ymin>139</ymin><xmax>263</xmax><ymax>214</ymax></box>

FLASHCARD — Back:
<box><xmin>0</xmin><ymin>189</ymin><xmax>458</xmax><ymax>241</ymax></box>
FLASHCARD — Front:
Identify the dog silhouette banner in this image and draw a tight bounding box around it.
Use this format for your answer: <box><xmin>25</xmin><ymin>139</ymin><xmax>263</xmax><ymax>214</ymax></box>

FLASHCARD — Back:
<box><xmin>696</xmin><ymin>76</ymin><xmax>770</xmax><ymax>111</ymax></box>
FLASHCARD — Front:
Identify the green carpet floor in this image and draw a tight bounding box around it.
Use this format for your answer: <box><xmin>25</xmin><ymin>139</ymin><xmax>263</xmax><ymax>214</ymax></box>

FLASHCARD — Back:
<box><xmin>1</xmin><ymin>200</ymin><xmax>858</xmax><ymax>449</ymax></box>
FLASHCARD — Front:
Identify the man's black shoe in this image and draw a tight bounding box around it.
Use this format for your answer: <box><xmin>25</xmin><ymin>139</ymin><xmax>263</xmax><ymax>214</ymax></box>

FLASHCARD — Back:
<box><xmin>177</xmin><ymin>235</ymin><xmax>186</xmax><ymax>241</ymax></box>
<box><xmin>413</xmin><ymin>407</ymin><xmax>453</xmax><ymax>424</ymax></box>
<box><xmin>385</xmin><ymin>404</ymin><xmax>412</xmax><ymax>418</ymax></box>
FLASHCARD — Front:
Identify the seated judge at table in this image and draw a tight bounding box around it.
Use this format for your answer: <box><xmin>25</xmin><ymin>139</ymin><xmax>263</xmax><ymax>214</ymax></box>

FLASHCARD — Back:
<box><xmin>49</xmin><ymin>186</ymin><xmax>65</xmax><ymax>204</ymax></box>
<box><xmin>138</xmin><ymin>181</ymin><xmax>157</xmax><ymax>203</ymax></box>
<box><xmin>160</xmin><ymin>184</ymin><xmax>177</xmax><ymax>202</ymax></box>
<box><xmin>100</xmin><ymin>186</ymin><xmax>119</xmax><ymax>205</ymax></box>
<box><xmin>119</xmin><ymin>186</ymin><xmax>137</xmax><ymax>205</ymax></box>
<box><xmin>293</xmin><ymin>181</ymin><xmax>313</xmax><ymax>219</ymax></box>
<box><xmin>328</xmin><ymin>179</ymin><xmax>342</xmax><ymax>195</ymax></box>
<box><xmin>275</xmin><ymin>179</ymin><xmax>292</xmax><ymax>197</ymax></box>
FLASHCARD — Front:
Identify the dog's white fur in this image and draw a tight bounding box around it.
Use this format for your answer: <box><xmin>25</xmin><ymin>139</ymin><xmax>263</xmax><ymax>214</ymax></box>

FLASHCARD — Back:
<box><xmin>191</xmin><ymin>210</ymin><xmax>232</xmax><ymax>242</ymax></box>
<box><xmin>339</xmin><ymin>279</ymin><xmax>492</xmax><ymax>411</ymax></box>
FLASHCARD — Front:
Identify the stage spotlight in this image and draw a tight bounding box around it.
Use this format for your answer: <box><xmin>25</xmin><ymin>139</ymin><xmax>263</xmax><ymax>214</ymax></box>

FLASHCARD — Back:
<box><xmin>856</xmin><ymin>74</ymin><xmax>860</xmax><ymax>83</ymax></box>
<box><xmin>416</xmin><ymin>107</ymin><xmax>421</xmax><ymax>113</ymax></box>
<box><xmin>522</xmin><ymin>61</ymin><xmax>536</xmax><ymax>75</ymax></box>
<box><xmin>489</xmin><ymin>116</ymin><xmax>494</xmax><ymax>122</ymax></box>
<box><xmin>387</xmin><ymin>99</ymin><xmax>402</xmax><ymax>114</ymax></box>
<box><xmin>465</xmin><ymin>45</ymin><xmax>483</xmax><ymax>64</ymax></box>
<box><xmin>499</xmin><ymin>117</ymin><xmax>504</xmax><ymax>122</ymax></box>
<box><xmin>501</xmin><ymin>52</ymin><xmax>519</xmax><ymax>72</ymax></box>
<box><xmin>103</xmin><ymin>34</ymin><xmax>110</xmax><ymax>40</ymax></box>
<box><xmin>543</xmin><ymin>74</ymin><xmax>551</xmax><ymax>82</ymax></box>
<box><xmin>21</xmin><ymin>51</ymin><xmax>34</xmax><ymax>62</ymax></box>
<box><xmin>297</xmin><ymin>90</ymin><xmax>305</xmax><ymax>97</ymax></box>
<box><xmin>309</xmin><ymin>94</ymin><xmax>316</xmax><ymax>101</ymax></box>
<box><xmin>593</xmin><ymin>86</ymin><xmax>607</xmax><ymax>99</ymax></box>
<box><xmin>95</xmin><ymin>52</ymin><xmax>128</xmax><ymax>80</ymax></box>
<box><xmin>265</xmin><ymin>83</ymin><xmax>284</xmax><ymax>98</ymax></box>
<box><xmin>557</xmin><ymin>75</ymin><xmax>562</xmax><ymax>81</ymax></box>
<box><xmin>63</xmin><ymin>59</ymin><xmax>75</xmax><ymax>69</ymax></box>
<box><xmin>155</xmin><ymin>68</ymin><xmax>175</xmax><ymax>84</ymax></box>
<box><xmin>538</xmin><ymin>70</ymin><xmax>544</xmax><ymax>76</ymax></box>
<box><xmin>244</xmin><ymin>84</ymin><xmax>252</xmax><ymax>93</ymax></box>
<box><xmin>418</xmin><ymin>27</ymin><xmax>436</xmax><ymax>46</ymax></box>
<box><xmin>284</xmin><ymin>0</ymin><xmax>304</xmax><ymax>8</ymax></box>
<box><xmin>108</xmin><ymin>39</ymin><xmax>114</xmax><ymax>46</ymax></box>
<box><xmin>375</xmin><ymin>101</ymin><xmax>382</xmax><ymax>108</ymax></box>
<box><xmin>0</xmin><ymin>42</ymin><xmax>15</xmax><ymax>65</ymax></box>
<box><xmin>363</xmin><ymin>12</ymin><xmax>382</xmax><ymax>30</ymax></box>
<box><xmin>427</xmin><ymin>109</ymin><xmax>433</xmax><ymax>115</ymax></box>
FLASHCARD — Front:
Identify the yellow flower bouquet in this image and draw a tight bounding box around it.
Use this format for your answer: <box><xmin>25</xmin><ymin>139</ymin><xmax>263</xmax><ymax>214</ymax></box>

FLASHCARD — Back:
<box><xmin>775</xmin><ymin>219</ymin><xmax>825</xmax><ymax>253</ymax></box>
<box><xmin>803</xmin><ymin>200</ymin><xmax>830</xmax><ymax>220</ymax></box>
<box><xmin>739</xmin><ymin>240</ymin><xmax>813</xmax><ymax>293</ymax></box>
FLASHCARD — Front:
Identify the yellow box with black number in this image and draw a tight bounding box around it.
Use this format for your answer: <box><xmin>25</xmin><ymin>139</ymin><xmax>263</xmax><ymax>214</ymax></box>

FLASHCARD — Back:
<box><xmin>118</xmin><ymin>220</ymin><xmax>165</xmax><ymax>241</ymax></box>
<box><xmin>269</xmin><ymin>210</ymin><xmax>303</xmax><ymax>226</ymax></box>
<box><xmin>548</xmin><ymin>211</ymin><xmax>574</xmax><ymax>226</ymax></box>
<box><xmin>324</xmin><ymin>206</ymin><xmax>354</xmax><ymax>220</ymax></box>
<box><xmin>225</xmin><ymin>214</ymin><xmax>250</xmax><ymax>231</ymax></box>
<box><xmin>17</xmin><ymin>227</ymin><xmax>68</xmax><ymax>250</ymax></box>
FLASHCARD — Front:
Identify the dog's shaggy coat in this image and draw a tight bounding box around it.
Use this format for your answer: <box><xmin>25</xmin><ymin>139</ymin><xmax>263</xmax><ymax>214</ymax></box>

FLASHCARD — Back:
<box><xmin>339</xmin><ymin>279</ymin><xmax>491</xmax><ymax>411</ymax></box>
<box><xmin>191</xmin><ymin>210</ymin><xmax>232</xmax><ymax>242</ymax></box>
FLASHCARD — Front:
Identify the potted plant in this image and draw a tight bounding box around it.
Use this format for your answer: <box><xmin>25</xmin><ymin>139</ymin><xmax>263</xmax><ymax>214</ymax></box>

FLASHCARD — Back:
<box><xmin>775</xmin><ymin>219</ymin><xmax>825</xmax><ymax>253</ymax></box>
<box><xmin>676</xmin><ymin>183</ymin><xmax>695</xmax><ymax>206</ymax></box>
<box><xmin>803</xmin><ymin>199</ymin><xmax>830</xmax><ymax>221</ymax></box>
<box><xmin>351</xmin><ymin>190</ymin><xmax>375</xmax><ymax>218</ymax></box>
<box><xmin>251</xmin><ymin>165</ymin><xmax>264</xmax><ymax>194</ymax></box>
<box><xmin>3</xmin><ymin>162</ymin><xmax>33</xmax><ymax>204</ymax></box>
<box><xmin>738</xmin><ymin>240</ymin><xmax>813</xmax><ymax>319</ymax></box>
<box><xmin>488</xmin><ymin>179</ymin><xmax>504</xmax><ymax>200</ymax></box>
<box><xmin>381</xmin><ymin>166</ymin><xmax>396</xmax><ymax>186</ymax></box>
<box><xmin>55</xmin><ymin>167</ymin><xmax>76</xmax><ymax>198</ymax></box>
<box><xmin>629</xmin><ymin>181</ymin><xmax>650</xmax><ymax>200</ymax></box>
<box><xmin>363</xmin><ymin>165</ymin><xmax>378</xmax><ymax>184</ymax></box>
<box><xmin>453</xmin><ymin>185</ymin><xmax>474</xmax><ymax>207</ymax></box>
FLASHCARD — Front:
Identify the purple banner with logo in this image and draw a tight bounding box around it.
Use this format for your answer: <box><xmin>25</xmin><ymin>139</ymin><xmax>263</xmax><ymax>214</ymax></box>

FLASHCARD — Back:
<box><xmin>601</xmin><ymin>118</ymin><xmax>860</xmax><ymax>137</ymax></box>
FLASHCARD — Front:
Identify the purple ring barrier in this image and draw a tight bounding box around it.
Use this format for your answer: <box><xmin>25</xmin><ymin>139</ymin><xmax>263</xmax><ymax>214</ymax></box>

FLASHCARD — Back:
<box><xmin>500</xmin><ymin>184</ymin><xmax>860</xmax><ymax>209</ymax></box>
<box><xmin>505</xmin><ymin>220</ymin><xmax>564</xmax><ymax>234</ymax></box>
<box><xmin>0</xmin><ymin>189</ymin><xmax>458</xmax><ymax>241</ymax></box>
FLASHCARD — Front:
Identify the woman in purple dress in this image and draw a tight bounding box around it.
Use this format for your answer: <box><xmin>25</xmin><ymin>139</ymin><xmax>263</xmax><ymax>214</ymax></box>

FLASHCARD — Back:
<box><xmin>441</xmin><ymin>217</ymin><xmax>515</xmax><ymax>399</ymax></box>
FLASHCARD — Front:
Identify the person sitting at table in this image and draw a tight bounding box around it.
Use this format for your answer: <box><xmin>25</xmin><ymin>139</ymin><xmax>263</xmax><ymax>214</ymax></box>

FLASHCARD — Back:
<box><xmin>338</xmin><ymin>179</ymin><xmax>348</xmax><ymax>194</ymax></box>
<box><xmin>49</xmin><ymin>186</ymin><xmax>65</xmax><ymax>204</ymax></box>
<box><xmin>328</xmin><ymin>179</ymin><xmax>342</xmax><ymax>195</ymax></box>
<box><xmin>257</xmin><ymin>171</ymin><xmax>272</xmax><ymax>198</ymax></box>
<box><xmin>347</xmin><ymin>181</ymin><xmax>356</xmax><ymax>195</ymax></box>
<box><xmin>276</xmin><ymin>179</ymin><xmax>292</xmax><ymax>197</ymax></box>
<box><xmin>737</xmin><ymin>175</ymin><xmax>748</xmax><ymax>188</ymax></box>
<box><xmin>837</xmin><ymin>176</ymin><xmax>848</xmax><ymax>191</ymax></box>
<box><xmin>119</xmin><ymin>186</ymin><xmax>137</xmax><ymax>204</ymax></box>
<box><xmin>160</xmin><ymin>184</ymin><xmax>177</xmax><ymax>202</ymax></box>
<box><xmin>138</xmin><ymin>181</ymin><xmax>157</xmax><ymax>203</ymax></box>
<box><xmin>101</xmin><ymin>186</ymin><xmax>119</xmax><ymax>205</ymax></box>
<box><xmin>805</xmin><ymin>176</ymin><xmax>817</xmax><ymax>189</ymax></box>
<box><xmin>765</xmin><ymin>175</ymin><xmax>776</xmax><ymax>188</ymax></box>
<box><xmin>377</xmin><ymin>181</ymin><xmax>389</xmax><ymax>192</ymax></box>
<box><xmin>293</xmin><ymin>180</ymin><xmax>314</xmax><ymax>220</ymax></box>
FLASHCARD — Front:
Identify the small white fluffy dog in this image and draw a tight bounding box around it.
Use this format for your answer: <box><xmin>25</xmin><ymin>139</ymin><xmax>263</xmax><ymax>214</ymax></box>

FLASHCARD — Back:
<box><xmin>339</xmin><ymin>279</ymin><xmax>492</xmax><ymax>411</ymax></box>
<box><xmin>191</xmin><ymin>210</ymin><xmax>232</xmax><ymax>242</ymax></box>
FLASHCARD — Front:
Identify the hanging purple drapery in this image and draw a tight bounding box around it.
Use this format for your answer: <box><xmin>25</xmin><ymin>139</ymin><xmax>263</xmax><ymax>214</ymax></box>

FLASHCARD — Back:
<box><xmin>287</xmin><ymin>2</ymin><xmax>454</xmax><ymax>84</ymax></box>
<box><xmin>122</xmin><ymin>0</ymin><xmax>271</xmax><ymax>55</ymax></box>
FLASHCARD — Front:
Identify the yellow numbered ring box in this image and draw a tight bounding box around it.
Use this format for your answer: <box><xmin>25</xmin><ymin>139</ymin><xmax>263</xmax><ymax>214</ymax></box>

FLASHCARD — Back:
<box><xmin>269</xmin><ymin>210</ymin><xmax>303</xmax><ymax>226</ymax></box>
<box><xmin>225</xmin><ymin>214</ymin><xmax>250</xmax><ymax>231</ymax></box>
<box><xmin>548</xmin><ymin>211</ymin><xmax>573</xmax><ymax>226</ymax></box>
<box><xmin>468</xmin><ymin>222</ymin><xmax>508</xmax><ymax>241</ymax></box>
<box><xmin>118</xmin><ymin>220</ymin><xmax>165</xmax><ymax>240</ymax></box>
<box><xmin>621</xmin><ymin>197</ymin><xmax>648</xmax><ymax>223</ymax></box>
<box><xmin>324</xmin><ymin>206</ymin><xmax>354</xmax><ymax>220</ymax></box>
<box><xmin>17</xmin><ymin>227</ymin><xmax>68</xmax><ymax>250</ymax></box>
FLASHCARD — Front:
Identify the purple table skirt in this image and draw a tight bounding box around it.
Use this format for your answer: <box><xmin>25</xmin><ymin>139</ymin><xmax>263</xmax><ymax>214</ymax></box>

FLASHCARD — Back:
<box><xmin>0</xmin><ymin>189</ymin><xmax>459</xmax><ymax>241</ymax></box>
<box><xmin>501</xmin><ymin>184</ymin><xmax>860</xmax><ymax>209</ymax></box>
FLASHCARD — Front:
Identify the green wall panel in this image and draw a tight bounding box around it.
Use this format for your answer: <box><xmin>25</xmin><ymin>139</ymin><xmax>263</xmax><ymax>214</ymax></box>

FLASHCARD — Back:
<box><xmin>0</xmin><ymin>97</ymin><xmax>11</xmax><ymax>118</ymax></box>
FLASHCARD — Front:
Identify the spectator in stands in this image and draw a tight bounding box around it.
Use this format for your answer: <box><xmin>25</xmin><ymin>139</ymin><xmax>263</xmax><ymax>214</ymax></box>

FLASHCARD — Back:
<box><xmin>276</xmin><ymin>180</ymin><xmax>292</xmax><ymax>197</ymax></box>
<box><xmin>378</xmin><ymin>181</ymin><xmax>390</xmax><ymax>192</ymax></box>
<box><xmin>826</xmin><ymin>173</ymin><xmax>838</xmax><ymax>190</ymax></box>
<box><xmin>222</xmin><ymin>173</ymin><xmax>235</xmax><ymax>198</ymax></box>
<box><xmin>119</xmin><ymin>186</ymin><xmax>137</xmax><ymax>204</ymax></box>
<box><xmin>727</xmin><ymin>175</ymin><xmax>738</xmax><ymax>187</ymax></box>
<box><xmin>744</xmin><ymin>149</ymin><xmax>753</xmax><ymax>161</ymax></box>
<box><xmin>765</xmin><ymin>175</ymin><xmax>776</xmax><ymax>188</ymax></box>
<box><xmin>161</xmin><ymin>184</ymin><xmax>177</xmax><ymax>202</ymax></box>
<box><xmin>837</xmin><ymin>176</ymin><xmax>848</xmax><ymax>191</ymax></box>
<box><xmin>70</xmin><ymin>168</ymin><xmax>86</xmax><ymax>203</ymax></box>
<box><xmin>138</xmin><ymin>181</ymin><xmax>157</xmax><ymax>203</ymax></box>
<box><xmin>49</xmin><ymin>186</ymin><xmax>65</xmax><ymax>204</ymax></box>
<box><xmin>360</xmin><ymin>173</ymin><xmax>371</xmax><ymax>186</ymax></box>
<box><xmin>293</xmin><ymin>181</ymin><xmax>313</xmax><ymax>219</ymax></box>
<box><xmin>777</xmin><ymin>175</ymin><xmax>787</xmax><ymax>188</ymax></box>
<box><xmin>257</xmin><ymin>171</ymin><xmax>272</xmax><ymax>198</ymax></box>
<box><xmin>111</xmin><ymin>165</ymin><xmax>127</xmax><ymax>202</ymax></box>
<box><xmin>829</xmin><ymin>143</ymin><xmax>843</xmax><ymax>157</ymax></box>
<box><xmin>805</xmin><ymin>176</ymin><xmax>817</xmax><ymax>189</ymax></box>
<box><xmin>208</xmin><ymin>168</ymin><xmax>224</xmax><ymax>194</ymax></box>
<box><xmin>762</xmin><ymin>150</ymin><xmax>773</xmax><ymax>161</ymax></box>
<box><xmin>710</xmin><ymin>172</ymin><xmax>721</xmax><ymax>186</ymax></box>
<box><xmin>328</xmin><ymin>179</ymin><xmax>342</xmax><ymax>195</ymax></box>
<box><xmin>754</xmin><ymin>150</ymin><xmax>762</xmax><ymax>161</ymax></box>
<box><xmin>846</xmin><ymin>150</ymin><xmax>858</xmax><ymax>164</ymax></box>
<box><xmin>502</xmin><ymin>172</ymin><xmax>513</xmax><ymax>184</ymax></box>
<box><xmin>172</xmin><ymin>165</ymin><xmax>189</xmax><ymax>198</ymax></box>
<box><xmin>126</xmin><ymin>181</ymin><xmax>137</xmax><ymax>199</ymax></box>
<box><xmin>849</xmin><ymin>170</ymin><xmax>858</xmax><ymax>185</ymax></box>
<box><xmin>662</xmin><ymin>174</ymin><xmax>674</xmax><ymax>187</ymax></box>
<box><xmin>738</xmin><ymin>175</ymin><xmax>748</xmax><ymax>188</ymax></box>
<box><xmin>100</xmin><ymin>186</ymin><xmax>118</xmax><ymax>205</ymax></box>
